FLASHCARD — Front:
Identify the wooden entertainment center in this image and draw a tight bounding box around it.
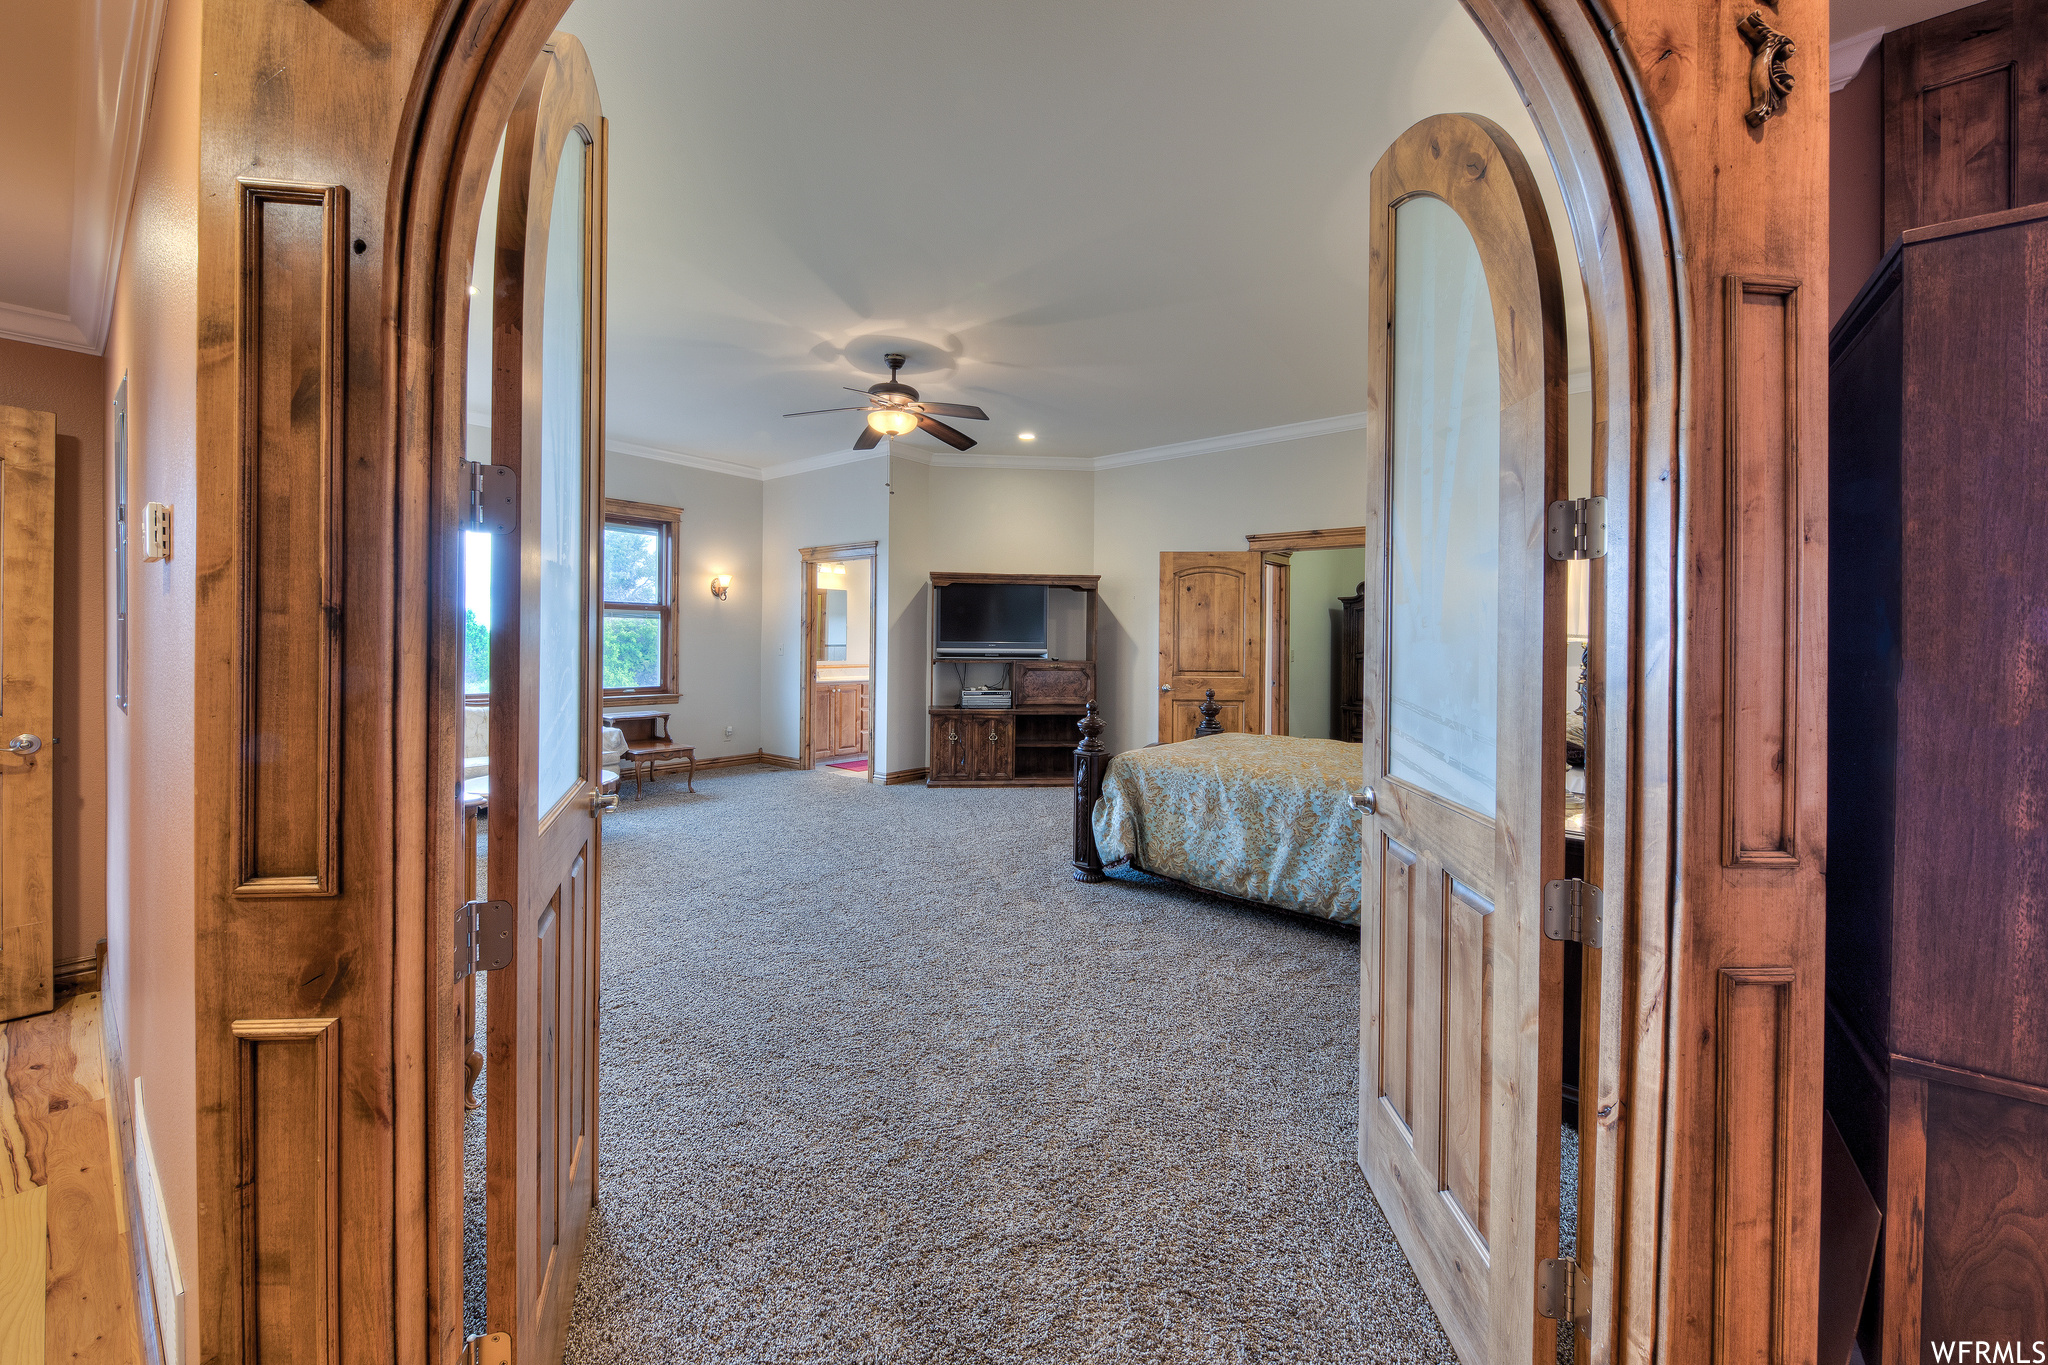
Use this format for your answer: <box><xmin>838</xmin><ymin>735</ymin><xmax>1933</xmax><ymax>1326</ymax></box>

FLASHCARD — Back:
<box><xmin>926</xmin><ymin>572</ymin><xmax>1099</xmax><ymax>787</ymax></box>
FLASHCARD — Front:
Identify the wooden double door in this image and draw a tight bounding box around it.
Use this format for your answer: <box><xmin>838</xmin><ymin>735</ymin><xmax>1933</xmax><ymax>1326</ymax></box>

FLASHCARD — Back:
<box><xmin>1355</xmin><ymin>115</ymin><xmax>1570</xmax><ymax>1363</ymax></box>
<box><xmin>478</xmin><ymin>34</ymin><xmax>610</xmax><ymax>1365</ymax></box>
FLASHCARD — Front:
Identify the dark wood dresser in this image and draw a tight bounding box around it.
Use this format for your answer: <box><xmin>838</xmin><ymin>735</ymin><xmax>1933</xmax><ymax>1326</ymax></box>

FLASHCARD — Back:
<box><xmin>1336</xmin><ymin>583</ymin><xmax>1364</xmax><ymax>742</ymax></box>
<box><xmin>1828</xmin><ymin>203</ymin><xmax>2048</xmax><ymax>1357</ymax></box>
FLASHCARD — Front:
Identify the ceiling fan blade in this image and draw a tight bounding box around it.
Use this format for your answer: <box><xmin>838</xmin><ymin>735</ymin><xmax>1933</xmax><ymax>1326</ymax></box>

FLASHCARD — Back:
<box><xmin>916</xmin><ymin>414</ymin><xmax>976</xmax><ymax>451</ymax></box>
<box><xmin>784</xmin><ymin>405</ymin><xmax>871</xmax><ymax>418</ymax></box>
<box><xmin>915</xmin><ymin>402</ymin><xmax>988</xmax><ymax>421</ymax></box>
<box><xmin>853</xmin><ymin>425</ymin><xmax>883</xmax><ymax>451</ymax></box>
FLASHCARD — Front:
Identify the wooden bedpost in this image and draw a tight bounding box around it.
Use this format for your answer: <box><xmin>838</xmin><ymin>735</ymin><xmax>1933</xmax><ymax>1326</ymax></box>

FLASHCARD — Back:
<box><xmin>1072</xmin><ymin>702</ymin><xmax>1108</xmax><ymax>882</ymax></box>
<box><xmin>1194</xmin><ymin>688</ymin><xmax>1224</xmax><ymax>737</ymax></box>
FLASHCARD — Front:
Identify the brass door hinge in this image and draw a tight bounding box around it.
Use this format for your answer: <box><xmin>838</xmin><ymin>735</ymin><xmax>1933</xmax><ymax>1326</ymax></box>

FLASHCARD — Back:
<box><xmin>463</xmin><ymin>1333</ymin><xmax>511</xmax><ymax>1365</ymax></box>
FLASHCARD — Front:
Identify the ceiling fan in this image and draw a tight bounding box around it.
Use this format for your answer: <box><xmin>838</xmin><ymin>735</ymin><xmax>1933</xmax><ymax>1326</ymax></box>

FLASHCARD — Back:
<box><xmin>783</xmin><ymin>353</ymin><xmax>989</xmax><ymax>451</ymax></box>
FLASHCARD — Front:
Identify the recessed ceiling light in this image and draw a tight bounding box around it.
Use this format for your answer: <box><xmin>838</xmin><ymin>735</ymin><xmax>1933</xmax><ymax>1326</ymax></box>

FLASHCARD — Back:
<box><xmin>1018</xmin><ymin>432</ymin><xmax>1036</xmax><ymax>442</ymax></box>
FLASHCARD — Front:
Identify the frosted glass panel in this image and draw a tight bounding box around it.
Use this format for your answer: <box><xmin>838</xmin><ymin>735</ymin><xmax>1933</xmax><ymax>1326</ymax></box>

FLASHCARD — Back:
<box><xmin>1387</xmin><ymin>195</ymin><xmax>1499</xmax><ymax>815</ymax></box>
<box><xmin>537</xmin><ymin>132</ymin><xmax>587</xmax><ymax>813</ymax></box>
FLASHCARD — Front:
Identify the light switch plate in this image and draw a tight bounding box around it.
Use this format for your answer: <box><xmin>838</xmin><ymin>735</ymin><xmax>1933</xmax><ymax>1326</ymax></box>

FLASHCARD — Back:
<box><xmin>144</xmin><ymin>502</ymin><xmax>172</xmax><ymax>562</ymax></box>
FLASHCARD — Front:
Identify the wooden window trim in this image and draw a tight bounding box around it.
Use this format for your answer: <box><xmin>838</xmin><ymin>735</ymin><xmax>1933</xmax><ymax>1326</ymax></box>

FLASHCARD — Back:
<box><xmin>601</xmin><ymin>497</ymin><xmax>684</xmax><ymax>701</ymax></box>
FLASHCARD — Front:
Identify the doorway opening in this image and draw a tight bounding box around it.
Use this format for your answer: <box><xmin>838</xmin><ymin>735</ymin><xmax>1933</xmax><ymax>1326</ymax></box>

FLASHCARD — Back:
<box><xmin>394</xmin><ymin>0</ymin><xmax>1688</xmax><ymax>1353</ymax></box>
<box><xmin>799</xmin><ymin>543</ymin><xmax>878</xmax><ymax>777</ymax></box>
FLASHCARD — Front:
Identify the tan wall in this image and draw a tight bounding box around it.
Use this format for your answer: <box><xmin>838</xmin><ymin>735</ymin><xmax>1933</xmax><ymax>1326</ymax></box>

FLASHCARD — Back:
<box><xmin>0</xmin><ymin>338</ymin><xmax>108</xmax><ymax>972</ymax></box>
<box><xmin>99</xmin><ymin>0</ymin><xmax>201</xmax><ymax>1355</ymax></box>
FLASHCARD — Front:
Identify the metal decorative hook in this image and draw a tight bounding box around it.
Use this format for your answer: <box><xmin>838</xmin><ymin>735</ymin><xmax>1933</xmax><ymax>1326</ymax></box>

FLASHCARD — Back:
<box><xmin>1737</xmin><ymin>10</ymin><xmax>1796</xmax><ymax>128</ymax></box>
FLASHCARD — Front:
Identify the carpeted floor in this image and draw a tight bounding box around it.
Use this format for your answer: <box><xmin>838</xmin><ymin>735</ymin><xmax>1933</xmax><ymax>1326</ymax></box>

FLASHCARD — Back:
<box><xmin>464</xmin><ymin>763</ymin><xmax>1576</xmax><ymax>1362</ymax></box>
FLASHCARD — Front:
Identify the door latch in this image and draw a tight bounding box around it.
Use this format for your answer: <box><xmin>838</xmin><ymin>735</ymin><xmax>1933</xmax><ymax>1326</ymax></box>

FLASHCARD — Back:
<box><xmin>454</xmin><ymin>899</ymin><xmax>515</xmax><ymax>981</ymax></box>
<box><xmin>1546</xmin><ymin>497</ymin><xmax>1608</xmax><ymax>561</ymax></box>
<box><xmin>1543</xmin><ymin>878</ymin><xmax>1603</xmax><ymax>946</ymax></box>
<box><xmin>465</xmin><ymin>462</ymin><xmax>518</xmax><ymax>534</ymax></box>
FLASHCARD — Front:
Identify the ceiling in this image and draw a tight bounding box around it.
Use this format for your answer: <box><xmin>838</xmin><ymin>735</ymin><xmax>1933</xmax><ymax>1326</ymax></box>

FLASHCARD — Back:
<box><xmin>469</xmin><ymin>0</ymin><xmax>1591</xmax><ymax>473</ymax></box>
<box><xmin>0</xmin><ymin>0</ymin><xmax>165</xmax><ymax>354</ymax></box>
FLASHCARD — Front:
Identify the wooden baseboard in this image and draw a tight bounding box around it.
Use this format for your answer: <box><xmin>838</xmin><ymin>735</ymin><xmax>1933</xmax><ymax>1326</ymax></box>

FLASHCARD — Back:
<box><xmin>755</xmin><ymin>752</ymin><xmax>804</xmax><ymax>770</ymax></box>
<box><xmin>692</xmin><ymin>752</ymin><xmax>777</xmax><ymax>773</ymax></box>
<box><xmin>55</xmin><ymin>954</ymin><xmax>101</xmax><ymax>995</ymax></box>
<box><xmin>883</xmin><ymin>767</ymin><xmax>929</xmax><ymax>785</ymax></box>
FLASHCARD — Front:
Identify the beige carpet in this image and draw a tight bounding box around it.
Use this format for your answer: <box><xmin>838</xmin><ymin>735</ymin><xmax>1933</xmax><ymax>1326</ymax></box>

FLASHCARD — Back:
<box><xmin>463</xmin><ymin>762</ymin><xmax>1573</xmax><ymax>1362</ymax></box>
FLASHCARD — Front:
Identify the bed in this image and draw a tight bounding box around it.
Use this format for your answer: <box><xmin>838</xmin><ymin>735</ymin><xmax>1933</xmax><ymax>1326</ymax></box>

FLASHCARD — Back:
<box><xmin>1070</xmin><ymin>695</ymin><xmax>1364</xmax><ymax>926</ymax></box>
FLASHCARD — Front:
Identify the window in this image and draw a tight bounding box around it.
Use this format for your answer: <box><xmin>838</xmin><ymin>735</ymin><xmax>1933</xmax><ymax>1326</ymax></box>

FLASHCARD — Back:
<box><xmin>603</xmin><ymin>499</ymin><xmax>682</xmax><ymax>698</ymax></box>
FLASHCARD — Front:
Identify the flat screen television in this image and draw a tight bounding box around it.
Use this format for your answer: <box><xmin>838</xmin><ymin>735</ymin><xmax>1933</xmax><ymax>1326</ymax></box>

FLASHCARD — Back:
<box><xmin>935</xmin><ymin>583</ymin><xmax>1049</xmax><ymax>657</ymax></box>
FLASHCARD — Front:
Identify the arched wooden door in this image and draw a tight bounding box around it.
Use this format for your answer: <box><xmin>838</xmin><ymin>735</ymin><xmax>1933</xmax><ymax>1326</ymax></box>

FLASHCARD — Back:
<box><xmin>485</xmin><ymin>33</ymin><xmax>608</xmax><ymax>1365</ymax></box>
<box><xmin>1356</xmin><ymin>113</ymin><xmax>1568</xmax><ymax>1365</ymax></box>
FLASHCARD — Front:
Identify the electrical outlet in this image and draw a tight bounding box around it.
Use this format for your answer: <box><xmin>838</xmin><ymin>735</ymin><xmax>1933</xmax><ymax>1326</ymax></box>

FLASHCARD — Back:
<box><xmin>144</xmin><ymin>502</ymin><xmax>173</xmax><ymax>562</ymax></box>
<box><xmin>724</xmin><ymin>726</ymin><xmax>734</xmax><ymax>738</ymax></box>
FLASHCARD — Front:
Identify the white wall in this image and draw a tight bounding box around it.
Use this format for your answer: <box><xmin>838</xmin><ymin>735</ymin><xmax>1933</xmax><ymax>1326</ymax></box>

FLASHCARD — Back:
<box><xmin>605</xmin><ymin>450</ymin><xmax>764</xmax><ymax>759</ymax></box>
<box><xmin>761</xmin><ymin>455</ymin><xmax>891</xmax><ymax>760</ymax></box>
<box><xmin>924</xmin><ymin>464</ymin><xmax>1094</xmax><ymax>574</ymax></box>
<box><xmin>1286</xmin><ymin>545</ymin><xmax>1364</xmax><ymax>739</ymax></box>
<box><xmin>1091</xmin><ymin>430</ymin><xmax>1372</xmax><ymax>753</ymax></box>
<box><xmin>882</xmin><ymin>453</ymin><xmax>929</xmax><ymax>777</ymax></box>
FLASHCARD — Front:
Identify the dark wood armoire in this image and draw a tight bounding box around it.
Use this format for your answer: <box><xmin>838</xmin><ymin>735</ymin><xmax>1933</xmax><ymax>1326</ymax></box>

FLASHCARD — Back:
<box><xmin>1336</xmin><ymin>583</ymin><xmax>1364</xmax><ymax>743</ymax></box>
<box><xmin>1828</xmin><ymin>203</ymin><xmax>2048</xmax><ymax>1360</ymax></box>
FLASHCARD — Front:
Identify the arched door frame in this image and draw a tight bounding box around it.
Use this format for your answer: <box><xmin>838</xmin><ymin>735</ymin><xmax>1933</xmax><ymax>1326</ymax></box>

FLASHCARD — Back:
<box><xmin>381</xmin><ymin>1</ymin><xmax>1688</xmax><ymax>1358</ymax></box>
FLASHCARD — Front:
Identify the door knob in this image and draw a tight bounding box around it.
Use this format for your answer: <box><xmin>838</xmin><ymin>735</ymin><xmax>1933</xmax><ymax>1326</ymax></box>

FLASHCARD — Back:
<box><xmin>591</xmin><ymin>789</ymin><xmax>619</xmax><ymax>813</ymax></box>
<box><xmin>1349</xmin><ymin>787</ymin><xmax>1376</xmax><ymax>814</ymax></box>
<box><xmin>1160</xmin><ymin>684</ymin><xmax>1172</xmax><ymax>693</ymax></box>
<box><xmin>7</xmin><ymin>734</ymin><xmax>41</xmax><ymax>755</ymax></box>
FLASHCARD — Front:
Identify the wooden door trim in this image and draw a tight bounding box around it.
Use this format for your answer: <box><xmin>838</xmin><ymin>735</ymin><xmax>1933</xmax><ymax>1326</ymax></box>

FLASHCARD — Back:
<box><xmin>373</xmin><ymin>1</ymin><xmax>1689</xmax><ymax>1361</ymax></box>
<box><xmin>797</xmin><ymin>543</ymin><xmax>877</xmax><ymax>777</ymax></box>
<box><xmin>1244</xmin><ymin>525</ymin><xmax>1369</xmax><ymax>552</ymax></box>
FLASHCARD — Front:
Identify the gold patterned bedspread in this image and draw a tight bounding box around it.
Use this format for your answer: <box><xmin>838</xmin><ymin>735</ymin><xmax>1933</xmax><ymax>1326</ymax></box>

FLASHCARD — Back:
<box><xmin>1091</xmin><ymin>734</ymin><xmax>1364</xmax><ymax>925</ymax></box>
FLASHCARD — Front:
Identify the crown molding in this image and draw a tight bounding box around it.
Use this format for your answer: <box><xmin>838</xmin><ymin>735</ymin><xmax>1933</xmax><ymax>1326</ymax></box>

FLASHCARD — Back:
<box><xmin>609</xmin><ymin>438</ymin><xmax>766</xmax><ymax>481</ymax></box>
<box><xmin>1</xmin><ymin>0</ymin><xmax>170</xmax><ymax>356</ymax></box>
<box><xmin>0</xmin><ymin>304</ymin><xmax>97</xmax><ymax>355</ymax></box>
<box><xmin>1093</xmin><ymin>410</ymin><xmax>1372</xmax><ymax>471</ymax></box>
<box><xmin>1830</xmin><ymin>27</ymin><xmax>1884</xmax><ymax>92</ymax></box>
<box><xmin>760</xmin><ymin>446</ymin><xmax>889</xmax><ymax>480</ymax></box>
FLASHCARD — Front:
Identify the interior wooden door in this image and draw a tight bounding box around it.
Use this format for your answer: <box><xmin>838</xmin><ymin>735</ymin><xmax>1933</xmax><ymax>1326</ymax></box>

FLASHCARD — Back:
<box><xmin>485</xmin><ymin>34</ymin><xmax>607</xmax><ymax>1365</ymax></box>
<box><xmin>1356</xmin><ymin>114</ymin><xmax>1567</xmax><ymax>1364</ymax></box>
<box><xmin>0</xmin><ymin>406</ymin><xmax>54</xmax><ymax>1023</ymax></box>
<box><xmin>1262</xmin><ymin>559</ymin><xmax>1289</xmax><ymax>735</ymax></box>
<box><xmin>1158</xmin><ymin>551</ymin><xmax>1263</xmax><ymax>741</ymax></box>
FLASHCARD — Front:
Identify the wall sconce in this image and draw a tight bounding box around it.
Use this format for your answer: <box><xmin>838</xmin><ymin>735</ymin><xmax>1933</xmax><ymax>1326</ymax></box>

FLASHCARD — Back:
<box><xmin>709</xmin><ymin>574</ymin><xmax>732</xmax><ymax>601</ymax></box>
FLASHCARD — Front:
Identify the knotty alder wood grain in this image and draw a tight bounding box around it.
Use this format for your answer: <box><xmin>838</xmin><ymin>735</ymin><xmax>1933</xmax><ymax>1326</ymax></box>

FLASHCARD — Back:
<box><xmin>484</xmin><ymin>35</ymin><xmax>607</xmax><ymax>1365</ymax></box>
<box><xmin>0</xmin><ymin>994</ymin><xmax>148</xmax><ymax>1363</ymax></box>
<box><xmin>0</xmin><ymin>406</ymin><xmax>54</xmax><ymax>1024</ymax></box>
<box><xmin>1157</xmin><ymin>551</ymin><xmax>1263</xmax><ymax>742</ymax></box>
<box><xmin>1356</xmin><ymin>111</ymin><xmax>1566</xmax><ymax>1365</ymax></box>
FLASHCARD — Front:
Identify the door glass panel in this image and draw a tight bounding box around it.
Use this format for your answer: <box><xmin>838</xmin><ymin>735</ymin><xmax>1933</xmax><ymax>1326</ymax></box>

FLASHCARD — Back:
<box><xmin>1386</xmin><ymin>194</ymin><xmax>1499</xmax><ymax>815</ymax></box>
<box><xmin>537</xmin><ymin>130</ymin><xmax>588</xmax><ymax>813</ymax></box>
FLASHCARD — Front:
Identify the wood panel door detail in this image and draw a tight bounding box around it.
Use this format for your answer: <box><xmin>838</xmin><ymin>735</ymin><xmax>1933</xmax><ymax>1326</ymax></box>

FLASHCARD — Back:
<box><xmin>1358</xmin><ymin>113</ymin><xmax>1567</xmax><ymax>1365</ymax></box>
<box><xmin>0</xmin><ymin>407</ymin><xmax>54</xmax><ymax>1023</ymax></box>
<box><xmin>1883</xmin><ymin>0</ymin><xmax>2048</xmax><ymax>241</ymax></box>
<box><xmin>1158</xmin><ymin>551</ymin><xmax>1263</xmax><ymax>742</ymax></box>
<box><xmin>484</xmin><ymin>34</ymin><xmax>607</xmax><ymax>1365</ymax></box>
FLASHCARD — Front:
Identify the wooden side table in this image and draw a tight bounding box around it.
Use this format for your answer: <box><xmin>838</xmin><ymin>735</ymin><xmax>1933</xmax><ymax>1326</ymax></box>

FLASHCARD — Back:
<box><xmin>621</xmin><ymin>742</ymin><xmax>695</xmax><ymax>798</ymax></box>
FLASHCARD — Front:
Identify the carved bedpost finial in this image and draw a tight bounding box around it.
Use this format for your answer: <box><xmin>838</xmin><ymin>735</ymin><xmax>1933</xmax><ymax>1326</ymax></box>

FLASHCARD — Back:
<box><xmin>1073</xmin><ymin>701</ymin><xmax>1109</xmax><ymax>882</ymax></box>
<box><xmin>1077</xmin><ymin>700</ymin><xmax>1105</xmax><ymax>753</ymax></box>
<box><xmin>1195</xmin><ymin>688</ymin><xmax>1224</xmax><ymax>737</ymax></box>
<box><xmin>1737</xmin><ymin>10</ymin><xmax>1795</xmax><ymax>128</ymax></box>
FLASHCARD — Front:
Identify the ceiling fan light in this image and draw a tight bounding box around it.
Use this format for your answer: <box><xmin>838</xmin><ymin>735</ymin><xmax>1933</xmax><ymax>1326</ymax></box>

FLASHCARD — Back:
<box><xmin>866</xmin><ymin>408</ymin><xmax>919</xmax><ymax>437</ymax></box>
